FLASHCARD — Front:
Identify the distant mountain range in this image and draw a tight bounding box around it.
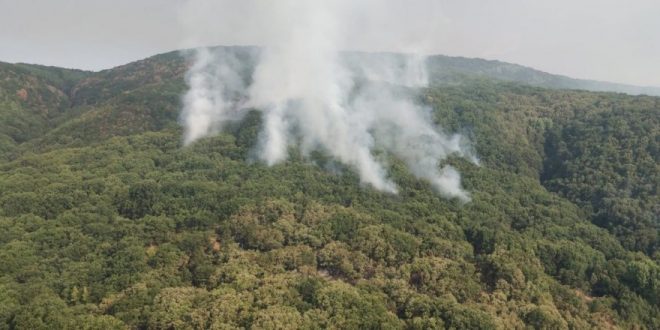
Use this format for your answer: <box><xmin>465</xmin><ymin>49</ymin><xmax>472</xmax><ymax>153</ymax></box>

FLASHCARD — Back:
<box><xmin>425</xmin><ymin>54</ymin><xmax>660</xmax><ymax>96</ymax></box>
<box><xmin>6</xmin><ymin>45</ymin><xmax>660</xmax><ymax>96</ymax></box>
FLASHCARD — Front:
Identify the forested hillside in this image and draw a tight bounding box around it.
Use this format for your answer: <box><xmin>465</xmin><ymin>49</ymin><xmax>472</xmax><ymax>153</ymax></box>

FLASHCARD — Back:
<box><xmin>0</xmin><ymin>49</ymin><xmax>658</xmax><ymax>329</ymax></box>
<box><xmin>425</xmin><ymin>56</ymin><xmax>660</xmax><ymax>96</ymax></box>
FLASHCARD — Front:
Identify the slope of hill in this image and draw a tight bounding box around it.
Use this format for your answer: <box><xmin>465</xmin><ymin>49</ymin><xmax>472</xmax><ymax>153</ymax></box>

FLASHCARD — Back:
<box><xmin>0</xmin><ymin>49</ymin><xmax>658</xmax><ymax>329</ymax></box>
<box><xmin>0</xmin><ymin>62</ymin><xmax>91</xmax><ymax>157</ymax></box>
<box><xmin>426</xmin><ymin>55</ymin><xmax>660</xmax><ymax>96</ymax></box>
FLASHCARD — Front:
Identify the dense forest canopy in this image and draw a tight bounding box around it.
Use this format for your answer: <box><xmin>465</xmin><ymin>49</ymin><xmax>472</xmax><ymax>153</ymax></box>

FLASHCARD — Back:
<box><xmin>0</xmin><ymin>49</ymin><xmax>658</xmax><ymax>329</ymax></box>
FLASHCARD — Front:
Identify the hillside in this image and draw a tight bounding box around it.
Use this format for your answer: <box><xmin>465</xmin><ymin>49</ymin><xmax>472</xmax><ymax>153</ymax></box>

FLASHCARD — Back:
<box><xmin>425</xmin><ymin>55</ymin><xmax>660</xmax><ymax>96</ymax></box>
<box><xmin>0</xmin><ymin>49</ymin><xmax>658</xmax><ymax>329</ymax></box>
<box><xmin>0</xmin><ymin>62</ymin><xmax>91</xmax><ymax>156</ymax></box>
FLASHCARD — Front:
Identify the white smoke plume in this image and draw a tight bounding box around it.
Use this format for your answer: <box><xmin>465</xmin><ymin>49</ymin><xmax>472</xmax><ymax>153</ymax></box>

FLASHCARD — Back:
<box><xmin>181</xmin><ymin>47</ymin><xmax>251</xmax><ymax>145</ymax></box>
<box><xmin>179</xmin><ymin>0</ymin><xmax>477</xmax><ymax>202</ymax></box>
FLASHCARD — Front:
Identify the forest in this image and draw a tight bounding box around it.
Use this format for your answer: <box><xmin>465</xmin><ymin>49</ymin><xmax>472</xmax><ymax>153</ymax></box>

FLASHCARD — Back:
<box><xmin>0</xmin><ymin>51</ymin><xmax>658</xmax><ymax>329</ymax></box>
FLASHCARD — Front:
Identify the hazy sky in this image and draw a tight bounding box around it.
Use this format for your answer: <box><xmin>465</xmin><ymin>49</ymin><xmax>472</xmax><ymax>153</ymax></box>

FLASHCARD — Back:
<box><xmin>1</xmin><ymin>0</ymin><xmax>659</xmax><ymax>86</ymax></box>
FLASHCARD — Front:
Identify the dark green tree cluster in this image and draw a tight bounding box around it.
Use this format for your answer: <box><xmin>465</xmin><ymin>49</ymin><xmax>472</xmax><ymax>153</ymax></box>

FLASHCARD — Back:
<box><xmin>542</xmin><ymin>103</ymin><xmax>658</xmax><ymax>255</ymax></box>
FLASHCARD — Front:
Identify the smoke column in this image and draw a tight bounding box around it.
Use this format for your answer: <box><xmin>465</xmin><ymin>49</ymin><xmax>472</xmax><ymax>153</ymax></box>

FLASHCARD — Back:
<box><xmin>179</xmin><ymin>0</ymin><xmax>477</xmax><ymax>202</ymax></box>
<box><xmin>181</xmin><ymin>45</ymin><xmax>257</xmax><ymax>145</ymax></box>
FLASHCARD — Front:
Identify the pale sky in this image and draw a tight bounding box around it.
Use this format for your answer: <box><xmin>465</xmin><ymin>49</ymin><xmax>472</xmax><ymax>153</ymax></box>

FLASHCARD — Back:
<box><xmin>1</xmin><ymin>0</ymin><xmax>659</xmax><ymax>86</ymax></box>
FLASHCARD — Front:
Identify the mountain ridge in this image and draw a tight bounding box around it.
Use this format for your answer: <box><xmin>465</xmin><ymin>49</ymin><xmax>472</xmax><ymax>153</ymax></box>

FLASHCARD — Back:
<box><xmin>5</xmin><ymin>45</ymin><xmax>660</xmax><ymax>96</ymax></box>
<box><xmin>425</xmin><ymin>54</ymin><xmax>660</xmax><ymax>96</ymax></box>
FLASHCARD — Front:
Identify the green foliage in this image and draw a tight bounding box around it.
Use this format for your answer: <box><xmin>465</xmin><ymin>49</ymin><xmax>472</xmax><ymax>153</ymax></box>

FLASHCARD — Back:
<box><xmin>542</xmin><ymin>104</ymin><xmax>659</xmax><ymax>255</ymax></box>
<box><xmin>0</xmin><ymin>53</ymin><xmax>658</xmax><ymax>329</ymax></box>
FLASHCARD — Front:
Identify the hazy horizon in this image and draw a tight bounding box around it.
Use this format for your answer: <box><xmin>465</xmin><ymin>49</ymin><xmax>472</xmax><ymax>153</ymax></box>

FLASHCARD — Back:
<box><xmin>1</xmin><ymin>0</ymin><xmax>659</xmax><ymax>87</ymax></box>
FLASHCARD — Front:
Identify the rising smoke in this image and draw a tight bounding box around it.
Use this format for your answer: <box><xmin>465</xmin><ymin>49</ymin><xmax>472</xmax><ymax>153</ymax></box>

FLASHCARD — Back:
<box><xmin>179</xmin><ymin>0</ymin><xmax>478</xmax><ymax>202</ymax></box>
